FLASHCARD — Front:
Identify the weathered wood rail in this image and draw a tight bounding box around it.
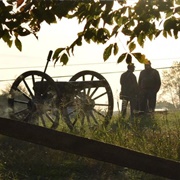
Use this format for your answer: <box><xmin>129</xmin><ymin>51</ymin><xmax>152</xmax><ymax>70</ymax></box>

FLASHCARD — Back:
<box><xmin>0</xmin><ymin>117</ymin><xmax>179</xmax><ymax>179</ymax></box>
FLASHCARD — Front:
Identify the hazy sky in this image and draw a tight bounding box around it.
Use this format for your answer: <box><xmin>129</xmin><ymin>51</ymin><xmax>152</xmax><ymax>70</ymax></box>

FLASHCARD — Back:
<box><xmin>0</xmin><ymin>18</ymin><xmax>180</xmax><ymax>110</ymax></box>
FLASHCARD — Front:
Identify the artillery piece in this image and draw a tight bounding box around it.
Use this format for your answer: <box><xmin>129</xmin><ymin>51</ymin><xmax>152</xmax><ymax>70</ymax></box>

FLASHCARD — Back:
<box><xmin>8</xmin><ymin>51</ymin><xmax>114</xmax><ymax>130</ymax></box>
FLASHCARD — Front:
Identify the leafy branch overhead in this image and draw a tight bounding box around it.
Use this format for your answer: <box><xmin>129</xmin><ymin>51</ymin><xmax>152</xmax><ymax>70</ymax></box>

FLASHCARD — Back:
<box><xmin>1</xmin><ymin>0</ymin><xmax>180</xmax><ymax>64</ymax></box>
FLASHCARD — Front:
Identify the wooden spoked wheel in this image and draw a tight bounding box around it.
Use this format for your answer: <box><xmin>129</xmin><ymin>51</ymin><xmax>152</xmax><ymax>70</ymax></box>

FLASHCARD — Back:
<box><xmin>8</xmin><ymin>71</ymin><xmax>60</xmax><ymax>129</ymax></box>
<box><xmin>66</xmin><ymin>70</ymin><xmax>114</xmax><ymax>129</ymax></box>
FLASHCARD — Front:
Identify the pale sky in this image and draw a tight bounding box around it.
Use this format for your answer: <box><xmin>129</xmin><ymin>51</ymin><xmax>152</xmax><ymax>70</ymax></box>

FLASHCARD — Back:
<box><xmin>0</xmin><ymin>18</ymin><xmax>180</xmax><ymax>110</ymax></box>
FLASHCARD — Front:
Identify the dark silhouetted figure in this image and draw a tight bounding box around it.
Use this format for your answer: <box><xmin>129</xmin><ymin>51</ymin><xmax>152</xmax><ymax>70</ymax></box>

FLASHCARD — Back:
<box><xmin>138</xmin><ymin>61</ymin><xmax>161</xmax><ymax>113</ymax></box>
<box><xmin>120</xmin><ymin>63</ymin><xmax>138</xmax><ymax>118</ymax></box>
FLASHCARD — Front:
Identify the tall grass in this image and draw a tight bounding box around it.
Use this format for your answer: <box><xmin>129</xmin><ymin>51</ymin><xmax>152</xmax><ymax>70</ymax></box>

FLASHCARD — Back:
<box><xmin>0</xmin><ymin>111</ymin><xmax>179</xmax><ymax>179</ymax></box>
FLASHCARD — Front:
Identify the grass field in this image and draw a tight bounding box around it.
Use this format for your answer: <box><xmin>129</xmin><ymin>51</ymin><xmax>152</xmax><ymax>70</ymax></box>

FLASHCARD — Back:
<box><xmin>0</xmin><ymin>111</ymin><xmax>179</xmax><ymax>179</ymax></box>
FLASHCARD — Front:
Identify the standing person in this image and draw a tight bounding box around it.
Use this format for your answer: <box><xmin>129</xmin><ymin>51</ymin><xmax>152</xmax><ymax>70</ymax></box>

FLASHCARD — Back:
<box><xmin>138</xmin><ymin>60</ymin><xmax>161</xmax><ymax>113</ymax></box>
<box><xmin>119</xmin><ymin>63</ymin><xmax>138</xmax><ymax>118</ymax></box>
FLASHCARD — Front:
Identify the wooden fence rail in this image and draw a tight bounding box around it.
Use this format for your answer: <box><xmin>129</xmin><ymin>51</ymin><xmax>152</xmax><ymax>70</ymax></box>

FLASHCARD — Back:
<box><xmin>0</xmin><ymin>117</ymin><xmax>179</xmax><ymax>179</ymax></box>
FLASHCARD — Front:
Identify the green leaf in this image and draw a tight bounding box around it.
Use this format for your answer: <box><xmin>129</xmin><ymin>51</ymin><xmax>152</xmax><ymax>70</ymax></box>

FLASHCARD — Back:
<box><xmin>104</xmin><ymin>1</ymin><xmax>114</xmax><ymax>13</ymax></box>
<box><xmin>163</xmin><ymin>30</ymin><xmax>167</xmax><ymax>38</ymax></box>
<box><xmin>122</xmin><ymin>16</ymin><xmax>128</xmax><ymax>25</ymax></box>
<box><xmin>111</xmin><ymin>25</ymin><xmax>120</xmax><ymax>37</ymax></box>
<box><xmin>6</xmin><ymin>21</ymin><xmax>20</xmax><ymax>29</ymax></box>
<box><xmin>137</xmin><ymin>33</ymin><xmax>145</xmax><ymax>47</ymax></box>
<box><xmin>15</xmin><ymin>27</ymin><xmax>31</xmax><ymax>36</ymax></box>
<box><xmin>155</xmin><ymin>30</ymin><xmax>162</xmax><ymax>38</ymax></box>
<box><xmin>53</xmin><ymin>48</ymin><xmax>65</xmax><ymax>60</ymax></box>
<box><xmin>92</xmin><ymin>18</ymin><xmax>100</xmax><ymax>27</ymax></box>
<box><xmin>97</xmin><ymin>28</ymin><xmax>110</xmax><ymax>43</ymax></box>
<box><xmin>117</xmin><ymin>53</ymin><xmax>127</xmax><ymax>63</ymax></box>
<box><xmin>175</xmin><ymin>0</ymin><xmax>180</xmax><ymax>5</ymax></box>
<box><xmin>76</xmin><ymin>36</ymin><xmax>82</xmax><ymax>46</ymax></box>
<box><xmin>126</xmin><ymin>53</ymin><xmax>132</xmax><ymax>64</ymax></box>
<box><xmin>2</xmin><ymin>30</ymin><xmax>12</xmax><ymax>48</ymax></box>
<box><xmin>122</xmin><ymin>28</ymin><xmax>132</xmax><ymax>36</ymax></box>
<box><xmin>102</xmin><ymin>12</ymin><xmax>113</xmax><ymax>25</ymax></box>
<box><xmin>103</xmin><ymin>44</ymin><xmax>113</xmax><ymax>61</ymax></box>
<box><xmin>132</xmin><ymin>53</ymin><xmax>148</xmax><ymax>64</ymax></box>
<box><xmin>173</xmin><ymin>29</ymin><xmax>178</xmax><ymax>39</ymax></box>
<box><xmin>148</xmin><ymin>33</ymin><xmax>153</xmax><ymax>41</ymax></box>
<box><xmin>128</xmin><ymin>42</ymin><xmax>136</xmax><ymax>52</ymax></box>
<box><xmin>7</xmin><ymin>39</ymin><xmax>13</xmax><ymax>48</ymax></box>
<box><xmin>32</xmin><ymin>9</ymin><xmax>43</xmax><ymax>22</ymax></box>
<box><xmin>115</xmin><ymin>16</ymin><xmax>123</xmax><ymax>26</ymax></box>
<box><xmin>164</xmin><ymin>18</ymin><xmax>176</xmax><ymax>31</ymax></box>
<box><xmin>166</xmin><ymin>11</ymin><xmax>173</xmax><ymax>19</ymax></box>
<box><xmin>84</xmin><ymin>28</ymin><xmax>96</xmax><ymax>43</ymax></box>
<box><xmin>44</xmin><ymin>10</ymin><xmax>56</xmax><ymax>24</ymax></box>
<box><xmin>175</xmin><ymin>6</ymin><xmax>180</xmax><ymax>13</ymax></box>
<box><xmin>0</xmin><ymin>29</ymin><xmax>4</xmax><ymax>38</ymax></box>
<box><xmin>113</xmin><ymin>43</ymin><xmax>119</xmax><ymax>55</ymax></box>
<box><xmin>15</xmin><ymin>37</ymin><xmax>22</xmax><ymax>51</ymax></box>
<box><xmin>60</xmin><ymin>53</ymin><xmax>68</xmax><ymax>65</ymax></box>
<box><xmin>167</xmin><ymin>30</ymin><xmax>172</xmax><ymax>37</ymax></box>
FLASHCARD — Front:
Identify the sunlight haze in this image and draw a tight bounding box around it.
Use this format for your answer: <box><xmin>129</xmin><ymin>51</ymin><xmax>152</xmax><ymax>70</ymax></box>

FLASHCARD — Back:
<box><xmin>0</xmin><ymin>18</ymin><xmax>179</xmax><ymax>110</ymax></box>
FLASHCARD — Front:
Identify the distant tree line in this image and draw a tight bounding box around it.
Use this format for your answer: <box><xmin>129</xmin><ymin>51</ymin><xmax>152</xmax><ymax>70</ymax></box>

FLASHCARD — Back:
<box><xmin>158</xmin><ymin>61</ymin><xmax>180</xmax><ymax>110</ymax></box>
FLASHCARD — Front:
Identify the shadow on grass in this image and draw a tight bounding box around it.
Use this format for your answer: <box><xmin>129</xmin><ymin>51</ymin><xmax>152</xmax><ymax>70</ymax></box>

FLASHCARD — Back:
<box><xmin>0</xmin><ymin>136</ymin><xmax>128</xmax><ymax>180</ymax></box>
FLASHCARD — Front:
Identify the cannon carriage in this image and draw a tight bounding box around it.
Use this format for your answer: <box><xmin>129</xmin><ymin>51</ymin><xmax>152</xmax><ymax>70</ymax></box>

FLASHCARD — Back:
<box><xmin>8</xmin><ymin>51</ymin><xmax>114</xmax><ymax>130</ymax></box>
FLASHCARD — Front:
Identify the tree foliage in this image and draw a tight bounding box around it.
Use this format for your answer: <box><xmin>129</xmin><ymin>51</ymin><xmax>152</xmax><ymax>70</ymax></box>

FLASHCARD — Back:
<box><xmin>159</xmin><ymin>61</ymin><xmax>180</xmax><ymax>109</ymax></box>
<box><xmin>1</xmin><ymin>0</ymin><xmax>180</xmax><ymax>64</ymax></box>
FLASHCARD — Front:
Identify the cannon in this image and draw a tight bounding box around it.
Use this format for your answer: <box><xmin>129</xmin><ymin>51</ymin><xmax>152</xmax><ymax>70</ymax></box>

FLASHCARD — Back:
<box><xmin>8</xmin><ymin>51</ymin><xmax>114</xmax><ymax>130</ymax></box>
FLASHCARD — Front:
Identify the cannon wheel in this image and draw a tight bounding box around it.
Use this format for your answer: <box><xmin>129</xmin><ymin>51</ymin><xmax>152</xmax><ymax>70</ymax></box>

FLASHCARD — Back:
<box><xmin>66</xmin><ymin>70</ymin><xmax>114</xmax><ymax>129</ymax></box>
<box><xmin>8</xmin><ymin>71</ymin><xmax>60</xmax><ymax>129</ymax></box>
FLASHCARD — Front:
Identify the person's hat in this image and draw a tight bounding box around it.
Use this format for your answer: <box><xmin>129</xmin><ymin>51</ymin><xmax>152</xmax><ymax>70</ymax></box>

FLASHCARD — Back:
<box><xmin>128</xmin><ymin>63</ymin><xmax>135</xmax><ymax>66</ymax></box>
<box><xmin>127</xmin><ymin>63</ymin><xmax>135</xmax><ymax>68</ymax></box>
<box><xmin>144</xmin><ymin>60</ymin><xmax>151</xmax><ymax>65</ymax></box>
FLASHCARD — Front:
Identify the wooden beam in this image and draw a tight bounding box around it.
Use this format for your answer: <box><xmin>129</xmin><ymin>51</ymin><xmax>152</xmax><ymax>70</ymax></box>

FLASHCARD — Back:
<box><xmin>0</xmin><ymin>117</ymin><xmax>179</xmax><ymax>179</ymax></box>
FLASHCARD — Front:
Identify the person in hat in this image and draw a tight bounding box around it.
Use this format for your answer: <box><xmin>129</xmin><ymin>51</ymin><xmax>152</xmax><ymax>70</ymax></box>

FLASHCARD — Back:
<box><xmin>119</xmin><ymin>63</ymin><xmax>139</xmax><ymax>119</ymax></box>
<box><xmin>138</xmin><ymin>60</ymin><xmax>161</xmax><ymax>113</ymax></box>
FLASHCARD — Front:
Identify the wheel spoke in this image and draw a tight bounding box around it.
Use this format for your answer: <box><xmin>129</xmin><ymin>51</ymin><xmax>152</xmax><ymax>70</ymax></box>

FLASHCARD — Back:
<box><xmin>87</xmin><ymin>111</ymin><xmax>98</xmax><ymax>125</ymax></box>
<box><xmin>13</xmin><ymin>99</ymin><xmax>29</xmax><ymax>105</ymax></box>
<box><xmin>24</xmin><ymin>112</ymin><xmax>32</xmax><ymax>122</ymax></box>
<box><xmin>80</xmin><ymin>114</ymin><xmax>85</xmax><ymax>126</ymax></box>
<box><xmin>95</xmin><ymin>103</ymin><xmax>109</xmax><ymax>107</ymax></box>
<box><xmin>8</xmin><ymin>70</ymin><xmax>60</xmax><ymax>129</ymax></box>
<box><xmin>67</xmin><ymin>107</ymin><xmax>76</xmax><ymax>116</ymax></box>
<box><xmin>72</xmin><ymin>118</ymin><xmax>78</xmax><ymax>126</ymax></box>
<box><xmin>87</xmin><ymin>87</ymin><xmax>91</xmax><ymax>96</ymax></box>
<box><xmin>23</xmin><ymin>78</ymin><xmax>34</xmax><ymax>98</ymax></box>
<box><xmin>32</xmin><ymin>74</ymin><xmax>35</xmax><ymax>87</ymax></box>
<box><xmin>46</xmin><ymin>112</ymin><xmax>55</xmax><ymax>123</ymax></box>
<box><xmin>82</xmin><ymin>75</ymin><xmax>85</xmax><ymax>81</ymax></box>
<box><xmin>93</xmin><ymin>91</ymin><xmax>107</xmax><ymax>100</ymax></box>
<box><xmin>91</xmin><ymin>75</ymin><xmax>95</xmax><ymax>81</ymax></box>
<box><xmin>87</xmin><ymin>75</ymin><xmax>95</xmax><ymax>95</ymax></box>
<box><xmin>40</xmin><ymin>114</ymin><xmax>46</xmax><ymax>127</ymax></box>
<box><xmin>14</xmin><ymin>87</ymin><xmax>32</xmax><ymax>100</ymax></box>
<box><xmin>82</xmin><ymin>75</ymin><xmax>86</xmax><ymax>94</ymax></box>
<box><xmin>89</xmin><ymin>87</ymin><xmax>98</xmax><ymax>98</ymax></box>
<box><xmin>80</xmin><ymin>88</ymin><xmax>86</xmax><ymax>98</ymax></box>
<box><xmin>66</xmin><ymin>107</ymin><xmax>79</xmax><ymax>126</ymax></box>
<box><xmin>92</xmin><ymin>108</ymin><xmax>106</xmax><ymax>118</ymax></box>
<box><xmin>86</xmin><ymin>115</ymin><xmax>90</xmax><ymax>124</ymax></box>
<box><xmin>68</xmin><ymin>70</ymin><xmax>113</xmax><ymax>128</ymax></box>
<box><xmin>13</xmin><ymin>108</ymin><xmax>30</xmax><ymax>118</ymax></box>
